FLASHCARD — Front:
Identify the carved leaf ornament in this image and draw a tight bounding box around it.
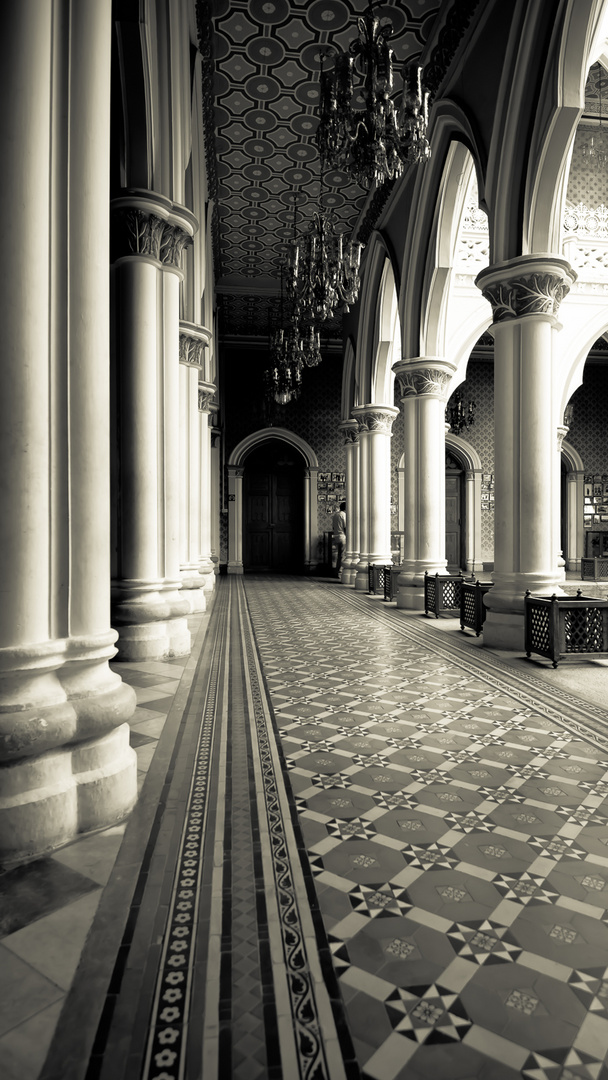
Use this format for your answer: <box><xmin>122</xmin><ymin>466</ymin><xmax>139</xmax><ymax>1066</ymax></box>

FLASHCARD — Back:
<box><xmin>483</xmin><ymin>273</ymin><xmax>571</xmax><ymax>322</ymax></box>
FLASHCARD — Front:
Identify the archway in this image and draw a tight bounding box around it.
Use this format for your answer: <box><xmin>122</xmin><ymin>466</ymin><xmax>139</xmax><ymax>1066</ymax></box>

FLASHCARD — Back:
<box><xmin>227</xmin><ymin>428</ymin><xmax>319</xmax><ymax>575</ymax></box>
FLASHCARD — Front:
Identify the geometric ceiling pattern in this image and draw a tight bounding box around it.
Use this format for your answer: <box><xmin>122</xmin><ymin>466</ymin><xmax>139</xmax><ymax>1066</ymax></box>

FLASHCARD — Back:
<box><xmin>198</xmin><ymin>0</ymin><xmax>442</xmax><ymax>338</ymax></box>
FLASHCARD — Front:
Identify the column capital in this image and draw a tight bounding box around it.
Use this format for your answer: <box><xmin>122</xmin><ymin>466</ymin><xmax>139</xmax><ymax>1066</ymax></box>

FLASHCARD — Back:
<box><xmin>557</xmin><ymin>425</ymin><xmax>569</xmax><ymax>452</ymax></box>
<box><xmin>198</xmin><ymin>381</ymin><xmax>217</xmax><ymax>413</ymax></box>
<box><xmin>475</xmin><ymin>255</ymin><xmax>576</xmax><ymax>323</ymax></box>
<box><xmin>392</xmin><ymin>360</ymin><xmax>455</xmax><ymax>401</ymax></box>
<box><xmin>112</xmin><ymin>190</ymin><xmax>198</xmax><ymax>269</ymax></box>
<box><xmin>339</xmin><ymin>419</ymin><xmax>359</xmax><ymax>444</ymax></box>
<box><xmin>352</xmin><ymin>404</ymin><xmax>399</xmax><ymax>434</ymax></box>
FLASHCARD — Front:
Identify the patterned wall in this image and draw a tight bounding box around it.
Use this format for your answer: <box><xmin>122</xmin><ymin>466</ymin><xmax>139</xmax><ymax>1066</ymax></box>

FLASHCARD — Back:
<box><xmin>567</xmin><ymin>362</ymin><xmax>608</xmax><ymax>537</ymax></box>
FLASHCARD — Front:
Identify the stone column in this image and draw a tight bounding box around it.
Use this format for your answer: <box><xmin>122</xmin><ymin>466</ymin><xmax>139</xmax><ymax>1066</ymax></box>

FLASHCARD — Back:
<box><xmin>198</xmin><ymin>381</ymin><xmax>217</xmax><ymax>593</ymax></box>
<box><xmin>475</xmin><ymin>255</ymin><xmax>576</xmax><ymax>648</ymax></box>
<box><xmin>178</xmin><ymin>325</ymin><xmax>207</xmax><ymax>611</ymax></box>
<box><xmin>464</xmin><ymin>469</ymin><xmax>484</xmax><ymax>575</ymax></box>
<box><xmin>555</xmin><ymin>426</ymin><xmax>568</xmax><ymax>581</ymax></box>
<box><xmin>392</xmin><ymin>363</ymin><xmax>456</xmax><ymax>609</ymax></box>
<box><xmin>353</xmin><ymin>412</ymin><xmax>371</xmax><ymax>591</ymax></box>
<box><xmin>210</xmin><ymin>427</ymin><xmax>221</xmax><ymax>574</ymax></box>
<box><xmin>111</xmin><ymin>190</ymin><xmax>197</xmax><ymax>660</ymax></box>
<box><xmin>353</xmin><ymin>406</ymin><xmax>399</xmax><ymax>592</ymax></box>
<box><xmin>227</xmin><ymin>467</ymin><xmax>244</xmax><ymax>573</ymax></box>
<box><xmin>566</xmin><ymin>470</ymin><xmax>584</xmax><ymax>573</ymax></box>
<box><xmin>339</xmin><ymin>421</ymin><xmax>360</xmax><ymax>586</ymax></box>
<box><xmin>0</xmin><ymin>0</ymin><xmax>136</xmax><ymax>862</ymax></box>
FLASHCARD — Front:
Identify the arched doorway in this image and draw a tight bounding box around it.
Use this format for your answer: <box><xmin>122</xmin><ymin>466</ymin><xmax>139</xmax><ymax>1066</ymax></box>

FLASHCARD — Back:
<box><xmin>445</xmin><ymin>451</ymin><xmax>464</xmax><ymax>571</ymax></box>
<box><xmin>227</xmin><ymin>428</ymin><xmax>319</xmax><ymax>575</ymax></box>
<box><xmin>242</xmin><ymin>440</ymin><xmax>304</xmax><ymax>572</ymax></box>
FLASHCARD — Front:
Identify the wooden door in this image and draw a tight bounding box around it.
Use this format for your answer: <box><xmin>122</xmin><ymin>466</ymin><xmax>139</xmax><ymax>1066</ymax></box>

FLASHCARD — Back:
<box><xmin>244</xmin><ymin>446</ymin><xmax>302</xmax><ymax>571</ymax></box>
<box><xmin>445</xmin><ymin>471</ymin><xmax>462</xmax><ymax>571</ymax></box>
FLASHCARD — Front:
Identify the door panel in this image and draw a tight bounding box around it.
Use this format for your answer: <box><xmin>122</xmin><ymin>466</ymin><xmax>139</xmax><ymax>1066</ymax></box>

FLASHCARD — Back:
<box><xmin>244</xmin><ymin>456</ymin><xmax>302</xmax><ymax>570</ymax></box>
<box><xmin>445</xmin><ymin>473</ymin><xmax>461</xmax><ymax>571</ymax></box>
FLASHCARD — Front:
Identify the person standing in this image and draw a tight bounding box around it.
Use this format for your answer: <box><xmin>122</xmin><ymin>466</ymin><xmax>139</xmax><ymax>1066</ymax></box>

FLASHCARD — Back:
<box><xmin>332</xmin><ymin>501</ymin><xmax>347</xmax><ymax>579</ymax></box>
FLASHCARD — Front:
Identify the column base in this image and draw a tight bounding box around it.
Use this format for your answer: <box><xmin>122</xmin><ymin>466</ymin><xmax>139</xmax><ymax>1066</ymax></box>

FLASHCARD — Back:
<box><xmin>395</xmin><ymin>584</ymin><xmax>425</xmax><ymax>611</ymax></box>
<box><xmin>482</xmin><ymin>610</ymin><xmax>525</xmax><ymax>651</ymax></box>
<box><xmin>227</xmin><ymin>562</ymin><xmax>244</xmax><ymax>575</ymax></box>
<box><xmin>0</xmin><ymin>723</ymin><xmax>137</xmax><ymax>866</ymax></box>
<box><xmin>180</xmin><ymin>570</ymin><xmax>207</xmax><ymax>612</ymax></box>
<box><xmin>114</xmin><ymin>617</ymin><xmax>191</xmax><ymax>661</ymax></box>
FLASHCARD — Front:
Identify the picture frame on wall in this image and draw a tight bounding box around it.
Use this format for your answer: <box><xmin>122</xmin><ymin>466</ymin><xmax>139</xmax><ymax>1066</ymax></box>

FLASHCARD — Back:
<box><xmin>585</xmin><ymin>483</ymin><xmax>593</xmax><ymax>496</ymax></box>
<box><xmin>332</xmin><ymin>472</ymin><xmax>345</xmax><ymax>483</ymax></box>
<box><xmin>318</xmin><ymin>472</ymin><xmax>331</xmax><ymax>483</ymax></box>
<box><xmin>317</xmin><ymin>493</ymin><xmax>327</xmax><ymax>501</ymax></box>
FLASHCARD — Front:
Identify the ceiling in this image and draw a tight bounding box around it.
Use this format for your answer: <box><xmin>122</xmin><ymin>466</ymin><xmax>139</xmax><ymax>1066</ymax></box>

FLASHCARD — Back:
<box><xmin>196</xmin><ymin>0</ymin><xmax>443</xmax><ymax>342</ymax></box>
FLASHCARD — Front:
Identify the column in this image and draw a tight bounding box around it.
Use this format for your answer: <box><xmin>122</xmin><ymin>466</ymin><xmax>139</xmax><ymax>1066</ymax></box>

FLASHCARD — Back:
<box><xmin>227</xmin><ymin>467</ymin><xmax>244</xmax><ymax>573</ymax></box>
<box><xmin>178</xmin><ymin>324</ymin><xmax>208</xmax><ymax>611</ymax></box>
<box><xmin>210</xmin><ymin>427</ymin><xmax>221</xmax><ymax>574</ymax></box>
<box><xmin>198</xmin><ymin>381</ymin><xmax>217</xmax><ymax>593</ymax></box>
<box><xmin>475</xmin><ymin>255</ymin><xmax>576</xmax><ymax>649</ymax></box>
<box><xmin>464</xmin><ymin>470</ymin><xmax>484</xmax><ymax>575</ymax></box>
<box><xmin>391</xmin><ymin>363</ymin><xmax>456</xmax><ymax>609</ymax></box>
<box><xmin>353</xmin><ymin>406</ymin><xmax>399</xmax><ymax>592</ymax></box>
<box><xmin>339</xmin><ymin>421</ymin><xmax>360</xmax><ymax>586</ymax></box>
<box><xmin>555</xmin><ymin>426</ymin><xmax>568</xmax><ymax>581</ymax></box>
<box><xmin>566</xmin><ymin>470</ymin><xmax>584</xmax><ymax>573</ymax></box>
<box><xmin>353</xmin><ymin>412</ymin><xmax>371</xmax><ymax>591</ymax></box>
<box><xmin>111</xmin><ymin>190</ymin><xmax>197</xmax><ymax>660</ymax></box>
<box><xmin>0</xmin><ymin>1</ymin><xmax>136</xmax><ymax>863</ymax></box>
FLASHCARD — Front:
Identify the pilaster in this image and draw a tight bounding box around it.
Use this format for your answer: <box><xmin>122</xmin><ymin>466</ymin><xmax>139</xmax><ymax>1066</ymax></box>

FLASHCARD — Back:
<box><xmin>227</xmin><ymin>467</ymin><xmax>245</xmax><ymax>574</ymax></box>
<box><xmin>339</xmin><ymin>421</ymin><xmax>360</xmax><ymax>586</ymax></box>
<box><xmin>475</xmin><ymin>255</ymin><xmax>576</xmax><ymax>649</ymax></box>
<box><xmin>198</xmin><ymin>379</ymin><xmax>217</xmax><ymax>592</ymax></box>
<box><xmin>178</xmin><ymin>322</ymin><xmax>211</xmax><ymax>610</ymax></box>
<box><xmin>392</xmin><ymin>361</ymin><xmax>456</xmax><ymax>610</ymax></box>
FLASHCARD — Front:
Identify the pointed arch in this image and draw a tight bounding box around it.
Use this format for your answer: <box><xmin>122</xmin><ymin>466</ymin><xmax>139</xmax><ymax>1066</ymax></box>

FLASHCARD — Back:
<box><xmin>354</xmin><ymin>231</ymin><xmax>400</xmax><ymax>406</ymax></box>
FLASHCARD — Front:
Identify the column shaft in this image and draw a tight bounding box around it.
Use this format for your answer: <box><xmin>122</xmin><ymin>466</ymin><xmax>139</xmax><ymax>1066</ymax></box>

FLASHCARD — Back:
<box><xmin>476</xmin><ymin>256</ymin><xmax>576</xmax><ymax>648</ymax></box>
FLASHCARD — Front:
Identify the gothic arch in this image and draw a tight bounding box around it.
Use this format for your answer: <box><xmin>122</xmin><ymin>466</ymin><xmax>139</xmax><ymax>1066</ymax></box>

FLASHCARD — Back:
<box><xmin>354</xmin><ymin>232</ymin><xmax>400</xmax><ymax>406</ymax></box>
<box><xmin>561</xmin><ymin>438</ymin><xmax>586</xmax><ymax>571</ymax></box>
<box><xmin>227</xmin><ymin>429</ymin><xmax>319</xmax><ymax>575</ymax></box>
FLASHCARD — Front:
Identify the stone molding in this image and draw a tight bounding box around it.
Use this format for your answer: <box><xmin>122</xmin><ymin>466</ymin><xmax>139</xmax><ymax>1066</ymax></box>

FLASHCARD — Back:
<box><xmin>198</xmin><ymin>381</ymin><xmax>216</xmax><ymax>413</ymax></box>
<box><xmin>180</xmin><ymin>334</ymin><xmax>205</xmax><ymax>367</ymax></box>
<box><xmin>557</xmin><ymin>425</ymin><xmax>568</xmax><ymax>452</ymax></box>
<box><xmin>394</xmin><ymin>367</ymin><xmax>452</xmax><ymax>400</ymax></box>
<box><xmin>352</xmin><ymin>405</ymin><xmax>399</xmax><ymax>434</ymax></box>
<box><xmin>475</xmin><ymin>256</ymin><xmax>576</xmax><ymax>323</ymax></box>
<box><xmin>339</xmin><ymin>419</ymin><xmax>359</xmax><ymax>445</ymax></box>
<box><xmin>112</xmin><ymin>190</ymin><xmax>198</xmax><ymax>269</ymax></box>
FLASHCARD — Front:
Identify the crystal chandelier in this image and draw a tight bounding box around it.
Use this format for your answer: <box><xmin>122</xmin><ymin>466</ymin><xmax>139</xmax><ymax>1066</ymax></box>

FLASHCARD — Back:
<box><xmin>446</xmin><ymin>390</ymin><xmax>476</xmax><ymax>435</ymax></box>
<box><xmin>265</xmin><ymin>266</ymin><xmax>304</xmax><ymax>405</ymax></box>
<box><xmin>316</xmin><ymin>2</ymin><xmax>431</xmax><ymax>188</ymax></box>
<box><xmin>288</xmin><ymin>207</ymin><xmax>363</xmax><ymax>324</ymax></box>
<box><xmin>581</xmin><ymin>63</ymin><xmax>608</xmax><ymax>170</ymax></box>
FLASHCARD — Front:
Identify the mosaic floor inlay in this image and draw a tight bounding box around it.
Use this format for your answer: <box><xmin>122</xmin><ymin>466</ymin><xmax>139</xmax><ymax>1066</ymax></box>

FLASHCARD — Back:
<box><xmin>10</xmin><ymin>575</ymin><xmax>608</xmax><ymax>1080</ymax></box>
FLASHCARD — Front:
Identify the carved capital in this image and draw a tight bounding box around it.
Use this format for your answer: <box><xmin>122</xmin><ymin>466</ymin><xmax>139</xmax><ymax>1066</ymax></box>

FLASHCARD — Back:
<box><xmin>394</xmin><ymin>367</ymin><xmax>452</xmax><ymax>400</ymax></box>
<box><xmin>476</xmin><ymin>257</ymin><xmax>576</xmax><ymax>323</ymax></box>
<box><xmin>179</xmin><ymin>333</ymin><xmax>205</xmax><ymax>367</ymax></box>
<box><xmin>112</xmin><ymin>192</ymin><xmax>196</xmax><ymax>268</ymax></box>
<box><xmin>557</xmin><ymin>425</ymin><xmax>568</xmax><ymax>452</ymax></box>
<box><xmin>198</xmin><ymin>380</ymin><xmax>217</xmax><ymax>412</ymax></box>
<box><xmin>339</xmin><ymin>419</ymin><xmax>359</xmax><ymax>445</ymax></box>
<box><xmin>352</xmin><ymin>405</ymin><xmax>399</xmax><ymax>434</ymax></box>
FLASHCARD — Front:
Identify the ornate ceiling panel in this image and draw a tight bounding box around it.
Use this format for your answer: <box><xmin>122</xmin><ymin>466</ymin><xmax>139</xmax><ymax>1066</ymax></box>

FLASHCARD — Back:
<box><xmin>197</xmin><ymin>0</ymin><xmax>442</xmax><ymax>338</ymax></box>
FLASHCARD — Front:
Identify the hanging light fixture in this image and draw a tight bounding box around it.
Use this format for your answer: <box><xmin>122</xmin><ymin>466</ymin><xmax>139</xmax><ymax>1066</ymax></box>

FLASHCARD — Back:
<box><xmin>445</xmin><ymin>389</ymin><xmax>476</xmax><ymax>435</ymax></box>
<box><xmin>581</xmin><ymin>63</ymin><xmax>608</xmax><ymax>170</ymax></box>
<box><xmin>315</xmin><ymin>2</ymin><xmax>431</xmax><ymax>189</ymax></box>
<box><xmin>265</xmin><ymin>265</ymin><xmax>304</xmax><ymax>405</ymax></box>
<box><xmin>287</xmin><ymin>205</ymin><xmax>363</xmax><ymax>325</ymax></box>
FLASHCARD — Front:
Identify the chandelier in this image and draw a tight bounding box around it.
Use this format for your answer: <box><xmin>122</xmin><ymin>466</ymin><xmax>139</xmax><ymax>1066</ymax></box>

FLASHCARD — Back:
<box><xmin>315</xmin><ymin>2</ymin><xmax>431</xmax><ymax>188</ymax></box>
<box><xmin>288</xmin><ymin>207</ymin><xmax>363</xmax><ymax>324</ymax></box>
<box><xmin>446</xmin><ymin>390</ymin><xmax>476</xmax><ymax>435</ymax></box>
<box><xmin>580</xmin><ymin>63</ymin><xmax>608</xmax><ymax>170</ymax></box>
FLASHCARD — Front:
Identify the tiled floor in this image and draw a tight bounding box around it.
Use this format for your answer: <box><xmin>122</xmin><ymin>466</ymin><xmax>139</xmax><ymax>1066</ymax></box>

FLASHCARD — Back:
<box><xmin>2</xmin><ymin>577</ymin><xmax>608</xmax><ymax>1079</ymax></box>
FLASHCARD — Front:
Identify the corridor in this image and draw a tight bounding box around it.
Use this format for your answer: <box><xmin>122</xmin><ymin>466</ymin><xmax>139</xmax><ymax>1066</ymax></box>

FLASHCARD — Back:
<box><xmin>3</xmin><ymin>577</ymin><xmax>608</xmax><ymax>1080</ymax></box>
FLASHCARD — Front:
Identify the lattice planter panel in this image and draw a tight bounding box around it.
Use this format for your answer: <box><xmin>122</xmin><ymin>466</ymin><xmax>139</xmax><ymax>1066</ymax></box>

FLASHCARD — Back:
<box><xmin>581</xmin><ymin>557</ymin><xmax>608</xmax><ymax>582</ymax></box>
<box><xmin>424</xmin><ymin>572</ymin><xmax>466</xmax><ymax>618</ymax></box>
<box><xmin>524</xmin><ymin>590</ymin><xmax>608</xmax><ymax>667</ymax></box>
<box><xmin>460</xmin><ymin>580</ymin><xmax>493</xmax><ymax>636</ymax></box>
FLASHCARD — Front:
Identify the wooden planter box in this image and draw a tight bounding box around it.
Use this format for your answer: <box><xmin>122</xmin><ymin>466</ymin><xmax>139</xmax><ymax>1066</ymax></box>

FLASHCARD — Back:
<box><xmin>581</xmin><ymin>557</ymin><xmax>608</xmax><ymax>582</ymax></box>
<box><xmin>460</xmin><ymin>580</ymin><xmax>493</xmax><ymax>636</ymax></box>
<box><xmin>424</xmin><ymin>572</ymin><xmax>465</xmax><ymax>618</ymax></box>
<box><xmin>524</xmin><ymin>590</ymin><xmax>608</xmax><ymax>667</ymax></box>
